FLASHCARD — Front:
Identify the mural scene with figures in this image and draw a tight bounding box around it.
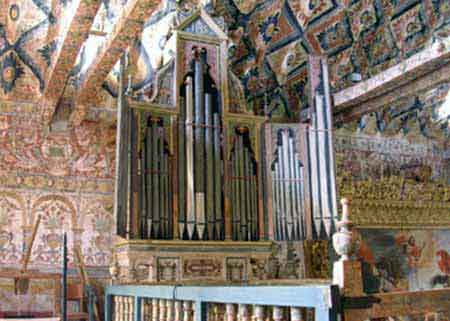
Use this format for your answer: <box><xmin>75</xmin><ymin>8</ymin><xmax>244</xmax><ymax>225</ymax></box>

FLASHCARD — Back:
<box><xmin>359</xmin><ymin>230</ymin><xmax>450</xmax><ymax>293</ymax></box>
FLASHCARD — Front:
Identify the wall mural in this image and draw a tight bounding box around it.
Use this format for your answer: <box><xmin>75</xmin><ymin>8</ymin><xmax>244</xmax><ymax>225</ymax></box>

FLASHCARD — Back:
<box><xmin>0</xmin><ymin>101</ymin><xmax>115</xmax><ymax>311</ymax></box>
<box><xmin>359</xmin><ymin>229</ymin><xmax>450</xmax><ymax>293</ymax></box>
<box><xmin>0</xmin><ymin>102</ymin><xmax>116</xmax><ymax>178</ymax></box>
<box><xmin>334</xmin><ymin>86</ymin><xmax>450</xmax><ymax>228</ymax></box>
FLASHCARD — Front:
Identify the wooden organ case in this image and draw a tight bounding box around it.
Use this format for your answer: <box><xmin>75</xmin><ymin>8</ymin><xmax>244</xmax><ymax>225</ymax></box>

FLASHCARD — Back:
<box><xmin>113</xmin><ymin>10</ymin><xmax>339</xmax><ymax>284</ymax></box>
<box><xmin>113</xmin><ymin>10</ymin><xmax>272</xmax><ymax>284</ymax></box>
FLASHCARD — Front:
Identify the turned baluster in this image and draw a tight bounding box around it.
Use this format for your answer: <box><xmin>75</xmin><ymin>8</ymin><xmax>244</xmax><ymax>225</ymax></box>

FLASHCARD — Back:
<box><xmin>238</xmin><ymin>305</ymin><xmax>249</xmax><ymax>321</ymax></box>
<box><xmin>183</xmin><ymin>301</ymin><xmax>194</xmax><ymax>321</ymax></box>
<box><xmin>290</xmin><ymin>308</ymin><xmax>302</xmax><ymax>321</ymax></box>
<box><xmin>145</xmin><ymin>299</ymin><xmax>153</xmax><ymax>321</ymax></box>
<box><xmin>211</xmin><ymin>304</ymin><xmax>220</xmax><ymax>321</ymax></box>
<box><xmin>122</xmin><ymin>297</ymin><xmax>128</xmax><ymax>321</ymax></box>
<box><xmin>174</xmin><ymin>301</ymin><xmax>182</xmax><ymax>321</ymax></box>
<box><xmin>253</xmin><ymin>306</ymin><xmax>264</xmax><ymax>321</ymax></box>
<box><xmin>272</xmin><ymin>307</ymin><xmax>283</xmax><ymax>321</ymax></box>
<box><xmin>207</xmin><ymin>304</ymin><xmax>215</xmax><ymax>321</ymax></box>
<box><xmin>160</xmin><ymin>299</ymin><xmax>168</xmax><ymax>321</ymax></box>
<box><xmin>226</xmin><ymin>304</ymin><xmax>236</xmax><ymax>321</ymax></box>
<box><xmin>167</xmin><ymin>300</ymin><xmax>174</xmax><ymax>321</ymax></box>
<box><xmin>217</xmin><ymin>304</ymin><xmax>225</xmax><ymax>321</ymax></box>
<box><xmin>122</xmin><ymin>296</ymin><xmax>130</xmax><ymax>321</ymax></box>
<box><xmin>129</xmin><ymin>297</ymin><xmax>134</xmax><ymax>321</ymax></box>
<box><xmin>114</xmin><ymin>296</ymin><xmax>120</xmax><ymax>321</ymax></box>
<box><xmin>153</xmin><ymin>299</ymin><xmax>160</xmax><ymax>321</ymax></box>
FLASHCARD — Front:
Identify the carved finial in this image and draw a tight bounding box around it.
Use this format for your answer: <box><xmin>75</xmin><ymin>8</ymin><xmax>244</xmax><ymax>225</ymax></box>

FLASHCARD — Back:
<box><xmin>340</xmin><ymin>198</ymin><xmax>350</xmax><ymax>224</ymax></box>
<box><xmin>332</xmin><ymin>198</ymin><xmax>358</xmax><ymax>261</ymax></box>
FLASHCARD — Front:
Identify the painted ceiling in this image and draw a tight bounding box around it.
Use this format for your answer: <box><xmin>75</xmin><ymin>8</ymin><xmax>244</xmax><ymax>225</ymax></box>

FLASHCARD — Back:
<box><xmin>1</xmin><ymin>0</ymin><xmax>450</xmax><ymax>123</ymax></box>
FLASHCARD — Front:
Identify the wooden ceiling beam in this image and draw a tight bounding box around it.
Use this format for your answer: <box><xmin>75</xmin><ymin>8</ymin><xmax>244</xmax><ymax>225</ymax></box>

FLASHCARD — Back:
<box><xmin>333</xmin><ymin>39</ymin><xmax>450</xmax><ymax>122</ymax></box>
<box><xmin>71</xmin><ymin>0</ymin><xmax>162</xmax><ymax>125</ymax></box>
<box><xmin>41</xmin><ymin>0</ymin><xmax>102</xmax><ymax>125</ymax></box>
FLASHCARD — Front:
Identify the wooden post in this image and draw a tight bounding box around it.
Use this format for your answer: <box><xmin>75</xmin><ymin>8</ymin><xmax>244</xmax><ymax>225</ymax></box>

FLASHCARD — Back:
<box><xmin>135</xmin><ymin>297</ymin><xmax>142</xmax><ymax>321</ymax></box>
<box><xmin>114</xmin><ymin>54</ymin><xmax>130</xmax><ymax>238</ymax></box>
<box><xmin>74</xmin><ymin>246</ymin><xmax>101</xmax><ymax>321</ymax></box>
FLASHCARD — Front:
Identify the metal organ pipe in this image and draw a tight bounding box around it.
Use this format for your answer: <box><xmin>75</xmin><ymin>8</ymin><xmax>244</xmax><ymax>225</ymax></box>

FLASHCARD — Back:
<box><xmin>230</xmin><ymin>128</ymin><xmax>259</xmax><ymax>241</ymax></box>
<box><xmin>185</xmin><ymin>76</ymin><xmax>196</xmax><ymax>239</ymax></box>
<box><xmin>213</xmin><ymin>113</ymin><xmax>222</xmax><ymax>239</ymax></box>
<box><xmin>145</xmin><ymin>124</ymin><xmax>153</xmax><ymax>238</ymax></box>
<box><xmin>178</xmin><ymin>99</ymin><xmax>186</xmax><ymax>238</ymax></box>
<box><xmin>271</xmin><ymin>129</ymin><xmax>307</xmax><ymax>241</ymax></box>
<box><xmin>142</xmin><ymin>117</ymin><xmax>172</xmax><ymax>240</ymax></box>
<box><xmin>287</xmin><ymin>135</ymin><xmax>298</xmax><ymax>240</ymax></box>
<box><xmin>177</xmin><ymin>48</ymin><xmax>224</xmax><ymax>240</ymax></box>
<box><xmin>151</xmin><ymin>119</ymin><xmax>160</xmax><ymax>238</ymax></box>
<box><xmin>205</xmin><ymin>93</ymin><xmax>215</xmax><ymax>240</ymax></box>
<box><xmin>194</xmin><ymin>49</ymin><xmax>206</xmax><ymax>240</ymax></box>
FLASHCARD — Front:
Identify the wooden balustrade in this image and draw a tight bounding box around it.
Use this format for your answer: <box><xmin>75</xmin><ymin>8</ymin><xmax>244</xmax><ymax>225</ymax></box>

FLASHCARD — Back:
<box><xmin>105</xmin><ymin>285</ymin><xmax>337</xmax><ymax>321</ymax></box>
<box><xmin>111</xmin><ymin>300</ymin><xmax>315</xmax><ymax>321</ymax></box>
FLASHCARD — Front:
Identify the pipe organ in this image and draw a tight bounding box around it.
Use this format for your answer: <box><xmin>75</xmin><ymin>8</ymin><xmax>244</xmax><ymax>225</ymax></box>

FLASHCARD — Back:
<box><xmin>112</xmin><ymin>9</ymin><xmax>338</xmax><ymax>283</ymax></box>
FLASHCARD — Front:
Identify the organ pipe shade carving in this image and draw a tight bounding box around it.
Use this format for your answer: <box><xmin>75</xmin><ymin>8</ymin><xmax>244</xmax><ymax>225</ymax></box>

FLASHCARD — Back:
<box><xmin>271</xmin><ymin>128</ymin><xmax>306</xmax><ymax>241</ymax></box>
<box><xmin>141</xmin><ymin>116</ymin><xmax>173</xmax><ymax>239</ymax></box>
<box><xmin>230</xmin><ymin>127</ymin><xmax>259</xmax><ymax>241</ymax></box>
<box><xmin>178</xmin><ymin>47</ymin><xmax>224</xmax><ymax>241</ymax></box>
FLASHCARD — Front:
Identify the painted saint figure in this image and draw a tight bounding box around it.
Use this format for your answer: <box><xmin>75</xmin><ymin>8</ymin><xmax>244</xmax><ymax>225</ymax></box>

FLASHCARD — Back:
<box><xmin>404</xmin><ymin>236</ymin><xmax>426</xmax><ymax>290</ymax></box>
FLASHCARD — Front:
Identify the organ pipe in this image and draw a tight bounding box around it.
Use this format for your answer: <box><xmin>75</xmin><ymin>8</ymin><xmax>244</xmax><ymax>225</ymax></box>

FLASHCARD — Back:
<box><xmin>142</xmin><ymin>116</ymin><xmax>172</xmax><ymax>239</ymax></box>
<box><xmin>178</xmin><ymin>47</ymin><xmax>223</xmax><ymax>240</ymax></box>
<box><xmin>185</xmin><ymin>76</ymin><xmax>196</xmax><ymax>239</ymax></box>
<box><xmin>271</xmin><ymin>129</ymin><xmax>306</xmax><ymax>241</ymax></box>
<box><xmin>230</xmin><ymin>127</ymin><xmax>259</xmax><ymax>241</ymax></box>
<box><xmin>306</xmin><ymin>55</ymin><xmax>338</xmax><ymax>239</ymax></box>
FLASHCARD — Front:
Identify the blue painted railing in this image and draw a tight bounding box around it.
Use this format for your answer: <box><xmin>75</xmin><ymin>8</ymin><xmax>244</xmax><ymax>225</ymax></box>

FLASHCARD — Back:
<box><xmin>105</xmin><ymin>283</ymin><xmax>340</xmax><ymax>321</ymax></box>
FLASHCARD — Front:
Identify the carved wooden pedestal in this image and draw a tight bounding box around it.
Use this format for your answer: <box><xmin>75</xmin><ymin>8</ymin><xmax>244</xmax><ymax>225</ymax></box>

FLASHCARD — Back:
<box><xmin>113</xmin><ymin>240</ymin><xmax>274</xmax><ymax>283</ymax></box>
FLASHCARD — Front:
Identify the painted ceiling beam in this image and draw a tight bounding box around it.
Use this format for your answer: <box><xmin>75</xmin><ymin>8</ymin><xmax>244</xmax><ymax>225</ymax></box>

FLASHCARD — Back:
<box><xmin>41</xmin><ymin>0</ymin><xmax>103</xmax><ymax>125</ymax></box>
<box><xmin>333</xmin><ymin>39</ymin><xmax>450</xmax><ymax>122</ymax></box>
<box><xmin>71</xmin><ymin>0</ymin><xmax>162</xmax><ymax>124</ymax></box>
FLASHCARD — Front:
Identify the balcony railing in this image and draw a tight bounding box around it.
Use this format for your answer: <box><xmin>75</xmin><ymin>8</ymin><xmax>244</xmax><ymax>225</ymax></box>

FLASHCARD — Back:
<box><xmin>105</xmin><ymin>282</ymin><xmax>340</xmax><ymax>321</ymax></box>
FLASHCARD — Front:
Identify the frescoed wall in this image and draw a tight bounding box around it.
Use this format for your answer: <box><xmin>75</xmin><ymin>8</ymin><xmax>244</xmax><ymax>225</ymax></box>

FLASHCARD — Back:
<box><xmin>359</xmin><ymin>229</ymin><xmax>450</xmax><ymax>293</ymax></box>
<box><xmin>334</xmin><ymin>86</ymin><xmax>450</xmax><ymax>228</ymax></box>
<box><xmin>0</xmin><ymin>100</ymin><xmax>115</xmax><ymax>311</ymax></box>
<box><xmin>334</xmin><ymin>82</ymin><xmax>450</xmax><ymax>295</ymax></box>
